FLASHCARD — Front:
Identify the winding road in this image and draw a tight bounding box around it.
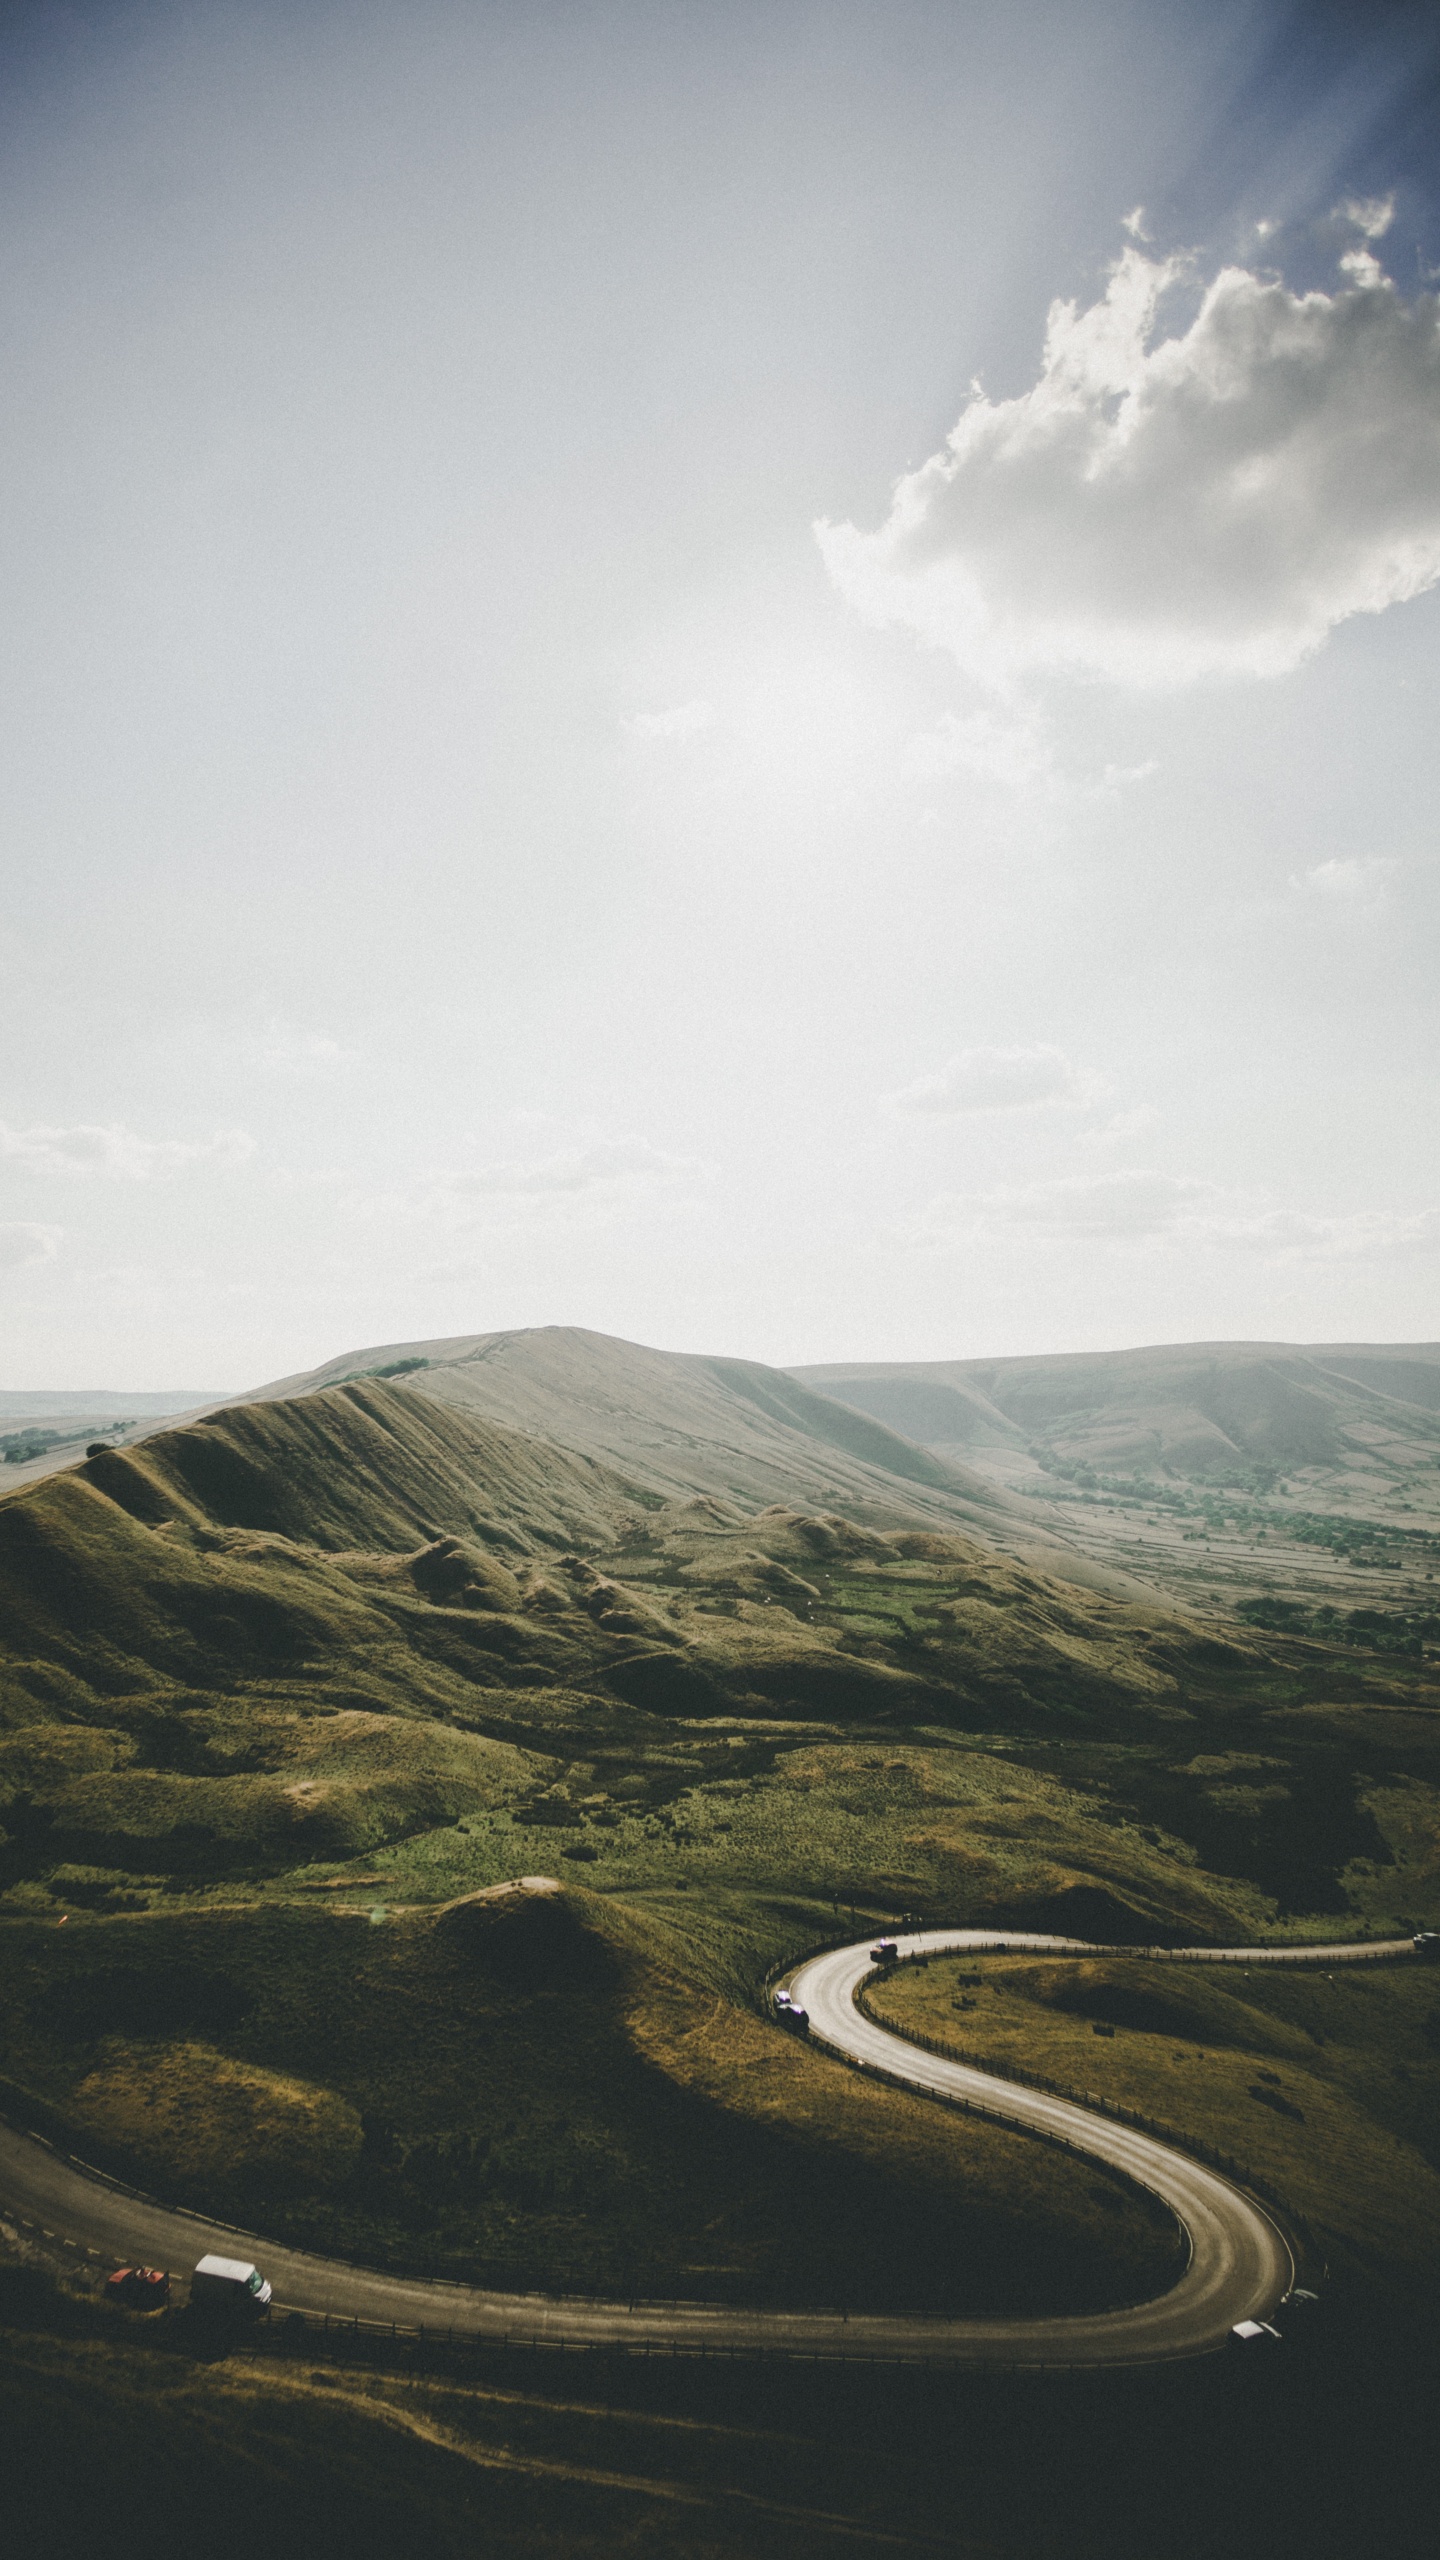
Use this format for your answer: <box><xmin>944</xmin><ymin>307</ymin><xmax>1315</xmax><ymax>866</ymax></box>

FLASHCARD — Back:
<box><xmin>0</xmin><ymin>1929</ymin><xmax>1416</xmax><ymax>2368</ymax></box>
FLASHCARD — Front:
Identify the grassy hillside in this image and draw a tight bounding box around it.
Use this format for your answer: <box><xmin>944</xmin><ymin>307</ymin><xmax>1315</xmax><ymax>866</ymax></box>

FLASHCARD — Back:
<box><xmin>245</xmin><ymin>1325</ymin><xmax>1014</xmax><ymax>1532</ymax></box>
<box><xmin>0</xmin><ymin>1881</ymin><xmax>1179</xmax><ymax>2317</ymax></box>
<box><xmin>2</xmin><ymin>1369</ymin><xmax>1438</xmax><ymax>2339</ymax></box>
<box><xmin>8</xmin><ymin>2256</ymin><xmax>1434</xmax><ymax>2560</ymax></box>
<box><xmin>868</xmin><ymin>1949</ymin><xmax>1440</xmax><ymax>2302</ymax></box>
<box><xmin>798</xmin><ymin>1343</ymin><xmax>1440</xmax><ymax>1639</ymax></box>
<box><xmin>798</xmin><ymin>1341</ymin><xmax>1440</xmax><ymax>1507</ymax></box>
<box><xmin>1</xmin><ymin>1379</ymin><xmax>1435</xmax><ymax>1940</ymax></box>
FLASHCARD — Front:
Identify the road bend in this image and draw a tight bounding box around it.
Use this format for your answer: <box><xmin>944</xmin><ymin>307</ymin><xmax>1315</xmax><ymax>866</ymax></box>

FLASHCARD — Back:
<box><xmin>0</xmin><ymin>1931</ymin><xmax>1415</xmax><ymax>2368</ymax></box>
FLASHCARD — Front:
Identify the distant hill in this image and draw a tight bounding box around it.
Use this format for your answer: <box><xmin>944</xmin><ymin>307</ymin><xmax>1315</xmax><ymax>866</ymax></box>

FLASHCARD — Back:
<box><xmin>0</xmin><ymin>1390</ymin><xmax>232</xmax><ymax>1492</ymax></box>
<box><xmin>793</xmin><ymin>1342</ymin><xmax>1440</xmax><ymax>1503</ymax></box>
<box><xmin>0</xmin><ymin>1392</ymin><xmax>224</xmax><ymax>1420</ymax></box>
<box><xmin>248</xmin><ymin>1325</ymin><xmax>1015</xmax><ymax>1535</ymax></box>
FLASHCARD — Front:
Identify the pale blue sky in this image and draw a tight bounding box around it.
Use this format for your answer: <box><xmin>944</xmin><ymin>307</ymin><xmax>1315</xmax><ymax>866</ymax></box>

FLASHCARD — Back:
<box><xmin>1</xmin><ymin>0</ymin><xmax>1437</xmax><ymax>1384</ymax></box>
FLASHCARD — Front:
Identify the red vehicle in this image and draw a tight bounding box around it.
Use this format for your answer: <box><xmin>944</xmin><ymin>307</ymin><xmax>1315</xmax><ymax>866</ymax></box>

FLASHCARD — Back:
<box><xmin>105</xmin><ymin>2265</ymin><xmax>170</xmax><ymax>2310</ymax></box>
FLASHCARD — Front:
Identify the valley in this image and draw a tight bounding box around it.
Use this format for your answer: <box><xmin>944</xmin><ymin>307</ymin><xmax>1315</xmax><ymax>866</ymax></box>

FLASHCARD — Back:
<box><xmin>3</xmin><ymin>1327</ymin><xmax>1439</xmax><ymax>2557</ymax></box>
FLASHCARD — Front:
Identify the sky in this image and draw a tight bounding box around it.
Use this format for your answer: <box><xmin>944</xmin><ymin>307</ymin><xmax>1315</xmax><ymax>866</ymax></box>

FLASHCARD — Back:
<box><xmin>0</xmin><ymin>0</ymin><xmax>1437</xmax><ymax>1388</ymax></box>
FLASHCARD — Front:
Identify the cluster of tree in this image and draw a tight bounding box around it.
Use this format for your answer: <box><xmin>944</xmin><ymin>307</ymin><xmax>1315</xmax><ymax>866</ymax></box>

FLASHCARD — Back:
<box><xmin>0</xmin><ymin>1428</ymin><xmax>69</xmax><ymax>1466</ymax></box>
<box><xmin>1234</xmin><ymin>1594</ymin><xmax>1440</xmax><ymax>1657</ymax></box>
<box><xmin>1</xmin><ymin>1421</ymin><xmax>133</xmax><ymax>1466</ymax></box>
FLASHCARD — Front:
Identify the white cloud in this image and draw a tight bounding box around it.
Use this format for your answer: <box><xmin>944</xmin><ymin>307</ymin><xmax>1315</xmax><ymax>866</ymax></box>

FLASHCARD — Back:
<box><xmin>0</xmin><ymin>1120</ymin><xmax>255</xmax><ymax>1179</ymax></box>
<box><xmin>1289</xmin><ymin>856</ymin><xmax>1395</xmax><ymax>904</ymax></box>
<box><xmin>624</xmin><ymin>699</ymin><xmax>716</xmax><ymax>742</ymax></box>
<box><xmin>1207</xmin><ymin>1206</ymin><xmax>1439</xmax><ymax>1261</ymax></box>
<box><xmin>455</xmin><ymin>1139</ymin><xmax>691</xmax><ymax>1195</ymax></box>
<box><xmin>1078</xmin><ymin>1105</ymin><xmax>1161</xmax><ymax>1149</ymax></box>
<box><xmin>0</xmin><ymin>1221</ymin><xmax>61</xmax><ymax>1272</ymax></box>
<box><xmin>886</xmin><ymin>1044</ymin><xmax>1097</xmax><ymax>1115</ymax></box>
<box><xmin>901</xmin><ymin>703</ymin><xmax>1054</xmax><ymax>790</ymax></box>
<box><xmin>818</xmin><ymin>245</ymin><xmax>1440</xmax><ymax>690</ymax></box>
<box><xmin>432</xmin><ymin>1136</ymin><xmax>699</xmax><ymax>1200</ymax></box>
<box><xmin>258</xmin><ymin>1027</ymin><xmax>357</xmax><ymax>1075</ymax></box>
<box><xmin>915</xmin><ymin>1170</ymin><xmax>1439</xmax><ymax>1260</ymax></box>
<box><xmin>1336</xmin><ymin>194</ymin><xmax>1395</xmax><ymax>241</ymax></box>
<box><xmin>935</xmin><ymin>1168</ymin><xmax>1207</xmax><ymax>1239</ymax></box>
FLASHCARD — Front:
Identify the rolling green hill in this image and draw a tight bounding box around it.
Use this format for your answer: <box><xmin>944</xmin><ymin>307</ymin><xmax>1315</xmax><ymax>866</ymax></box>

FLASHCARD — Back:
<box><xmin>2</xmin><ymin>1350</ymin><xmax>1439</xmax><ymax>2346</ymax></box>
<box><xmin>247</xmin><ymin>1324</ymin><xmax>1013</xmax><ymax>1530</ymax></box>
<box><xmin>795</xmin><ymin>1340</ymin><xmax>1440</xmax><ymax>1503</ymax></box>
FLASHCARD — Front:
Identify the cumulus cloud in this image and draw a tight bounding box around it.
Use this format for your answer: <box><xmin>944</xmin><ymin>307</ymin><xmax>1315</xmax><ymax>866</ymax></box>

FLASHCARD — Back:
<box><xmin>916</xmin><ymin>1170</ymin><xmax>1438</xmax><ymax>1259</ymax></box>
<box><xmin>818</xmin><ymin>245</ymin><xmax>1440</xmax><ymax>690</ymax></box>
<box><xmin>0</xmin><ymin>1120</ymin><xmax>254</xmax><ymax>1179</ymax></box>
<box><xmin>624</xmin><ymin>699</ymin><xmax>715</xmax><ymax>742</ymax></box>
<box><xmin>0</xmin><ymin>1221</ymin><xmax>61</xmax><ymax>1271</ymax></box>
<box><xmin>886</xmin><ymin>1044</ymin><xmax>1097</xmax><ymax>1115</ymax></box>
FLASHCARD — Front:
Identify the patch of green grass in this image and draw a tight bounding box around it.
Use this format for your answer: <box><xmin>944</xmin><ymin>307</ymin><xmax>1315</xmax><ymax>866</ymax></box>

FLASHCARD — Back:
<box><xmin>0</xmin><ymin>1887</ymin><xmax>1180</xmax><ymax>2320</ymax></box>
<box><xmin>867</xmin><ymin>1951</ymin><xmax>1440</xmax><ymax>2300</ymax></box>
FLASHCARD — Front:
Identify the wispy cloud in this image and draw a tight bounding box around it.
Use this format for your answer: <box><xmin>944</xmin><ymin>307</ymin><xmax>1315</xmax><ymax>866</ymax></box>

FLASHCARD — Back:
<box><xmin>0</xmin><ymin>1121</ymin><xmax>255</xmax><ymax>1180</ymax></box>
<box><xmin>623</xmin><ymin>699</ymin><xmax>715</xmax><ymax>742</ymax></box>
<box><xmin>914</xmin><ymin>1170</ymin><xmax>1439</xmax><ymax>1261</ymax></box>
<box><xmin>1289</xmin><ymin>856</ymin><xmax>1396</xmax><ymax>906</ymax></box>
<box><xmin>901</xmin><ymin>703</ymin><xmax>1055</xmax><ymax>791</ymax></box>
<box><xmin>819</xmin><ymin>243</ymin><xmax>1440</xmax><ymax>691</ymax></box>
<box><xmin>1335</xmin><ymin>194</ymin><xmax>1395</xmax><ymax>241</ymax></box>
<box><xmin>438</xmin><ymin>1136</ymin><xmax>698</xmax><ymax>1197</ymax></box>
<box><xmin>885</xmin><ymin>1044</ymin><xmax>1101</xmax><ymax>1116</ymax></box>
<box><xmin>0</xmin><ymin>1221</ymin><xmax>62</xmax><ymax>1272</ymax></box>
<box><xmin>257</xmin><ymin>1027</ymin><xmax>357</xmax><ymax>1076</ymax></box>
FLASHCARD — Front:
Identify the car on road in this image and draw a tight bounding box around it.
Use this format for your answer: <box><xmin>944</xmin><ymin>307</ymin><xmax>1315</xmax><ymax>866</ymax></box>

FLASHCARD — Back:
<box><xmin>104</xmin><ymin>2265</ymin><xmax>170</xmax><ymax>2311</ymax></box>
<box><xmin>772</xmin><ymin>1989</ymin><xmax>810</xmax><ymax>2034</ymax></box>
<box><xmin>1228</xmin><ymin>2319</ymin><xmax>1281</xmax><ymax>2347</ymax></box>
<box><xmin>190</xmin><ymin>2254</ymin><xmax>272</xmax><ymax>2315</ymax></box>
<box><xmin>1414</xmin><ymin>1932</ymin><xmax>1440</xmax><ymax>1961</ymax></box>
<box><xmin>870</xmin><ymin>1939</ymin><xmax>899</xmax><ymax>1965</ymax></box>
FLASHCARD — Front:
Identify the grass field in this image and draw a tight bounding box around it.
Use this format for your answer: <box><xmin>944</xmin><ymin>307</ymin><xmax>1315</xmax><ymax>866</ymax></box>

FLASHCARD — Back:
<box><xmin>5</xmin><ymin>1374</ymin><xmax>1440</xmax><ymax>2518</ymax></box>
<box><xmin>865</xmin><ymin>1949</ymin><xmax>1440</xmax><ymax>2300</ymax></box>
<box><xmin>0</xmin><ymin>1883</ymin><xmax>1180</xmax><ymax>2317</ymax></box>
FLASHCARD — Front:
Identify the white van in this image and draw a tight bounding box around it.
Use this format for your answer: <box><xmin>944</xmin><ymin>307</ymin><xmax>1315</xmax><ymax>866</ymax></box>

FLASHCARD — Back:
<box><xmin>191</xmin><ymin>2254</ymin><xmax>272</xmax><ymax>2314</ymax></box>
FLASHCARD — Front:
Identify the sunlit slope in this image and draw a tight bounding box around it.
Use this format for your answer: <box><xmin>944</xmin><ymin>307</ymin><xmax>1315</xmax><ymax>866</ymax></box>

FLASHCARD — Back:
<box><xmin>0</xmin><ymin>1378</ymin><xmax>1264</xmax><ymax>1898</ymax></box>
<box><xmin>248</xmin><ymin>1324</ymin><xmax>1012</xmax><ymax>1530</ymax></box>
<box><xmin>797</xmin><ymin>1340</ymin><xmax>1440</xmax><ymax>1496</ymax></box>
<box><xmin>0</xmin><ymin>1880</ymin><xmax>1180</xmax><ymax>2317</ymax></box>
<box><xmin>77</xmin><ymin>1374</ymin><xmax>636</xmax><ymax>1553</ymax></box>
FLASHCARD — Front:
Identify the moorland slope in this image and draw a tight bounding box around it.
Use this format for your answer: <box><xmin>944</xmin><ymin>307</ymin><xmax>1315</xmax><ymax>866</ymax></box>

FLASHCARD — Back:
<box><xmin>247</xmin><ymin>1325</ymin><xmax>1013</xmax><ymax>1531</ymax></box>
<box><xmin>2</xmin><ymin>1352</ymin><xmax>1438</xmax><ymax>2333</ymax></box>
<box><xmin>797</xmin><ymin>1340</ymin><xmax>1440</xmax><ymax>1505</ymax></box>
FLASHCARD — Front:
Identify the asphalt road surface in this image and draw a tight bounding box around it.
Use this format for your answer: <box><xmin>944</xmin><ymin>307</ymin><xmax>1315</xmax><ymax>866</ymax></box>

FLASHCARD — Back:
<box><xmin>0</xmin><ymin>1929</ymin><xmax>1415</xmax><ymax>2367</ymax></box>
